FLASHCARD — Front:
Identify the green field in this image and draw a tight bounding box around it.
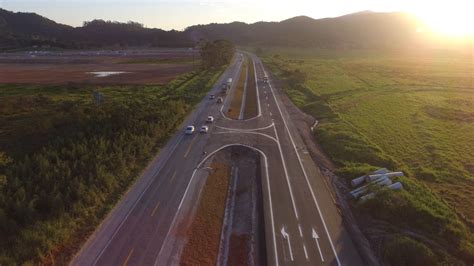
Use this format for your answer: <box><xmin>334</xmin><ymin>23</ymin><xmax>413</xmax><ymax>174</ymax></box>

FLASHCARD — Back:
<box><xmin>0</xmin><ymin>67</ymin><xmax>225</xmax><ymax>264</ymax></box>
<box><xmin>262</xmin><ymin>48</ymin><xmax>474</xmax><ymax>264</ymax></box>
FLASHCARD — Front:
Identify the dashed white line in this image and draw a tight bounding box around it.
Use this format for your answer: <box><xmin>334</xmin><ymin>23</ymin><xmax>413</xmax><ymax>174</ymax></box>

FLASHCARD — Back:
<box><xmin>303</xmin><ymin>244</ymin><xmax>309</xmax><ymax>260</ymax></box>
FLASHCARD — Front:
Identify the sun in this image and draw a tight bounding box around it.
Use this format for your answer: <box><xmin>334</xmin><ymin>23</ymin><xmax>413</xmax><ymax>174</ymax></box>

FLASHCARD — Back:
<box><xmin>409</xmin><ymin>0</ymin><xmax>473</xmax><ymax>37</ymax></box>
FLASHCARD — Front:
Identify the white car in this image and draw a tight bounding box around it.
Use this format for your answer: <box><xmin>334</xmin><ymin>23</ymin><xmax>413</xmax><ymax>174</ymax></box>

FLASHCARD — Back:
<box><xmin>206</xmin><ymin>116</ymin><xmax>214</xmax><ymax>123</ymax></box>
<box><xmin>200</xmin><ymin>125</ymin><xmax>209</xmax><ymax>133</ymax></box>
<box><xmin>209</xmin><ymin>94</ymin><xmax>215</xmax><ymax>99</ymax></box>
<box><xmin>185</xmin><ymin>125</ymin><xmax>195</xmax><ymax>135</ymax></box>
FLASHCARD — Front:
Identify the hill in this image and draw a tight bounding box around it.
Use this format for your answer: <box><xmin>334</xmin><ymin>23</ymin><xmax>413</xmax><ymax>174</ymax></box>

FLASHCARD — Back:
<box><xmin>0</xmin><ymin>8</ymin><xmax>193</xmax><ymax>50</ymax></box>
<box><xmin>0</xmin><ymin>8</ymin><xmax>468</xmax><ymax>51</ymax></box>
<box><xmin>186</xmin><ymin>12</ymin><xmax>427</xmax><ymax>48</ymax></box>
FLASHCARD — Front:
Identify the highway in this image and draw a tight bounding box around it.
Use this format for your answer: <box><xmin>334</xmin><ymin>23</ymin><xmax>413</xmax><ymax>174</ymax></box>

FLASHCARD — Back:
<box><xmin>71</xmin><ymin>53</ymin><xmax>363</xmax><ymax>266</ymax></box>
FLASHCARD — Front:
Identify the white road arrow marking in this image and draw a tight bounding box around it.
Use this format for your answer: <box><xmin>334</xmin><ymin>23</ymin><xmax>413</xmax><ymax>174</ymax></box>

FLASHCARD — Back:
<box><xmin>312</xmin><ymin>228</ymin><xmax>325</xmax><ymax>262</ymax></box>
<box><xmin>281</xmin><ymin>227</ymin><xmax>294</xmax><ymax>261</ymax></box>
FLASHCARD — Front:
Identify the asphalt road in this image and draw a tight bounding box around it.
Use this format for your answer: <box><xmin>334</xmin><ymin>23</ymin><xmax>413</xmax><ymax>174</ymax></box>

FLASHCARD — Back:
<box><xmin>71</xmin><ymin>53</ymin><xmax>363</xmax><ymax>266</ymax></box>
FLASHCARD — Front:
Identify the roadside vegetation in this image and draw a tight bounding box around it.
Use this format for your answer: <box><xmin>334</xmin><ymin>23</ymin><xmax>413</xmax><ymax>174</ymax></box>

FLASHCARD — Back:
<box><xmin>180</xmin><ymin>161</ymin><xmax>230</xmax><ymax>265</ymax></box>
<box><xmin>262</xmin><ymin>48</ymin><xmax>474</xmax><ymax>264</ymax></box>
<box><xmin>0</xmin><ymin>65</ymin><xmax>226</xmax><ymax>264</ymax></box>
<box><xmin>228</xmin><ymin>57</ymin><xmax>248</xmax><ymax>119</ymax></box>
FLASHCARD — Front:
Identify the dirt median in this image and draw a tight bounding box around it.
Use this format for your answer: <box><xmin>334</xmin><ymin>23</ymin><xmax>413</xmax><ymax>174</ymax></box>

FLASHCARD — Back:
<box><xmin>243</xmin><ymin>58</ymin><xmax>258</xmax><ymax>119</ymax></box>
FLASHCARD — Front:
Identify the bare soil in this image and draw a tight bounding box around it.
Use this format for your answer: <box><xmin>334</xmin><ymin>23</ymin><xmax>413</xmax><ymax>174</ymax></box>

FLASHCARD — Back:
<box><xmin>180</xmin><ymin>161</ymin><xmax>231</xmax><ymax>265</ymax></box>
<box><xmin>0</xmin><ymin>50</ymin><xmax>195</xmax><ymax>85</ymax></box>
<box><xmin>224</xmin><ymin>146</ymin><xmax>266</xmax><ymax>266</ymax></box>
<box><xmin>227</xmin><ymin>58</ymin><xmax>247</xmax><ymax>119</ymax></box>
<box><xmin>179</xmin><ymin>146</ymin><xmax>266</xmax><ymax>266</ymax></box>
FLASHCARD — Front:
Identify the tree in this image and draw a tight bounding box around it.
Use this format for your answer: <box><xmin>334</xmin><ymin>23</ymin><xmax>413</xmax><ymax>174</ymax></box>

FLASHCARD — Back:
<box><xmin>199</xmin><ymin>40</ymin><xmax>235</xmax><ymax>68</ymax></box>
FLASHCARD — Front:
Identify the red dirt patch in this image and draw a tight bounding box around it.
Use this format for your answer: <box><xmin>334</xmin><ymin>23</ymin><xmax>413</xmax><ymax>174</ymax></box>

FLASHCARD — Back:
<box><xmin>228</xmin><ymin>234</ymin><xmax>251</xmax><ymax>266</ymax></box>
<box><xmin>180</xmin><ymin>162</ymin><xmax>231</xmax><ymax>265</ymax></box>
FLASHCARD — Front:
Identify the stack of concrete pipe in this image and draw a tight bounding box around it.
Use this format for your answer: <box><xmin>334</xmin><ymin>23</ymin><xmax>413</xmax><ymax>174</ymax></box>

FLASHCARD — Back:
<box><xmin>350</xmin><ymin>168</ymin><xmax>389</xmax><ymax>187</ymax></box>
<box><xmin>350</xmin><ymin>168</ymin><xmax>404</xmax><ymax>200</ymax></box>
<box><xmin>359</xmin><ymin>182</ymin><xmax>404</xmax><ymax>201</ymax></box>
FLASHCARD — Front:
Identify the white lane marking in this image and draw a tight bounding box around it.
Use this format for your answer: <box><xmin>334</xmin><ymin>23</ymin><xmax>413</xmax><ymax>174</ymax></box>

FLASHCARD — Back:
<box><xmin>312</xmin><ymin>228</ymin><xmax>325</xmax><ymax>262</ymax></box>
<box><xmin>298</xmin><ymin>224</ymin><xmax>303</xmax><ymax>237</ymax></box>
<box><xmin>155</xmin><ymin>168</ymin><xmax>198</xmax><ymax>266</ymax></box>
<box><xmin>213</xmin><ymin>131</ymin><xmax>278</xmax><ymax>144</ymax></box>
<box><xmin>262</xmin><ymin>62</ymin><xmax>341</xmax><ymax>265</ymax></box>
<box><xmin>92</xmin><ymin>133</ymin><xmax>184</xmax><ymax>265</ymax></box>
<box><xmin>179</xmin><ymin>143</ymin><xmax>279</xmax><ymax>266</ymax></box>
<box><xmin>215</xmin><ymin>122</ymin><xmax>274</xmax><ymax>132</ymax></box>
<box><xmin>281</xmin><ymin>227</ymin><xmax>294</xmax><ymax>261</ymax></box>
<box><xmin>177</xmin><ymin>168</ymin><xmax>198</xmax><ymax>210</ymax></box>
<box><xmin>303</xmin><ymin>244</ymin><xmax>309</xmax><ymax>260</ymax></box>
<box><xmin>273</xmin><ymin>125</ymin><xmax>299</xmax><ymax>219</ymax></box>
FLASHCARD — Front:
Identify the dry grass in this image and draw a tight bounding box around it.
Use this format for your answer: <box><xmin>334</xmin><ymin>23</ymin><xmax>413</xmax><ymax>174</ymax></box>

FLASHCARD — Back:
<box><xmin>227</xmin><ymin>58</ymin><xmax>248</xmax><ymax>119</ymax></box>
<box><xmin>243</xmin><ymin>58</ymin><xmax>258</xmax><ymax>119</ymax></box>
<box><xmin>180</xmin><ymin>162</ymin><xmax>231</xmax><ymax>265</ymax></box>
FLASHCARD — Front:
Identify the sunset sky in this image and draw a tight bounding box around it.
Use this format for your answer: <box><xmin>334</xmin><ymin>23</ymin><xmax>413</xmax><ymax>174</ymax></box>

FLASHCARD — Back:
<box><xmin>1</xmin><ymin>0</ymin><xmax>472</xmax><ymax>35</ymax></box>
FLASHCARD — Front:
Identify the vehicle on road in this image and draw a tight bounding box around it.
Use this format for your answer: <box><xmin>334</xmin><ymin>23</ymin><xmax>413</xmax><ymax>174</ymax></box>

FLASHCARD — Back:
<box><xmin>206</xmin><ymin>116</ymin><xmax>214</xmax><ymax>123</ymax></box>
<box><xmin>209</xmin><ymin>94</ymin><xmax>215</xmax><ymax>99</ymax></box>
<box><xmin>217</xmin><ymin>97</ymin><xmax>223</xmax><ymax>103</ymax></box>
<box><xmin>200</xmin><ymin>125</ymin><xmax>209</xmax><ymax>133</ymax></box>
<box><xmin>185</xmin><ymin>125</ymin><xmax>195</xmax><ymax>135</ymax></box>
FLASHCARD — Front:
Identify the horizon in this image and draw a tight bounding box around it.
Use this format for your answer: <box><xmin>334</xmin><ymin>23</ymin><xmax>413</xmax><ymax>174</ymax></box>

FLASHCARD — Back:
<box><xmin>0</xmin><ymin>0</ymin><xmax>472</xmax><ymax>36</ymax></box>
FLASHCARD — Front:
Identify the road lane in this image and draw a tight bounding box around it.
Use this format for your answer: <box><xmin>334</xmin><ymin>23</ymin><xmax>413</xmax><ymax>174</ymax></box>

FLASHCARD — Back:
<box><xmin>73</xmin><ymin>52</ymin><xmax>364</xmax><ymax>266</ymax></box>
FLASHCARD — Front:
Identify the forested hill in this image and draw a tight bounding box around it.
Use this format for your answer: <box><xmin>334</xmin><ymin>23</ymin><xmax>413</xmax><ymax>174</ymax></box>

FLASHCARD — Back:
<box><xmin>186</xmin><ymin>12</ymin><xmax>425</xmax><ymax>48</ymax></box>
<box><xmin>0</xmin><ymin>8</ymin><xmax>447</xmax><ymax>50</ymax></box>
<box><xmin>0</xmin><ymin>8</ymin><xmax>194</xmax><ymax>49</ymax></box>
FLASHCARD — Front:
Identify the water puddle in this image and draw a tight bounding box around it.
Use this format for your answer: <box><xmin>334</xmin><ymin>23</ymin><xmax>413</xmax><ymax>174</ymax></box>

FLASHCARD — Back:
<box><xmin>87</xmin><ymin>71</ymin><xmax>129</xmax><ymax>78</ymax></box>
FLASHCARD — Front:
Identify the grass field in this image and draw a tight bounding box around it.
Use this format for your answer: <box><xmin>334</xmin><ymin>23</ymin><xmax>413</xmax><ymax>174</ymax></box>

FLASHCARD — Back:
<box><xmin>0</xmin><ymin>66</ymin><xmax>225</xmax><ymax>264</ymax></box>
<box><xmin>262</xmin><ymin>48</ymin><xmax>474</xmax><ymax>264</ymax></box>
<box><xmin>227</xmin><ymin>57</ymin><xmax>248</xmax><ymax>119</ymax></box>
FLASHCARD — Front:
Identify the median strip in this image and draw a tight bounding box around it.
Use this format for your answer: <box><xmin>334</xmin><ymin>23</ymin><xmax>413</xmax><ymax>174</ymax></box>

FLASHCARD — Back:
<box><xmin>227</xmin><ymin>57</ymin><xmax>248</xmax><ymax>119</ymax></box>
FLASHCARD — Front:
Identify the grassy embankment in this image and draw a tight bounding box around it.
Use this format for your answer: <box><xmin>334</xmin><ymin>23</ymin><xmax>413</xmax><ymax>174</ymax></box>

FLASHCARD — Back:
<box><xmin>180</xmin><ymin>161</ymin><xmax>231</xmax><ymax>265</ymax></box>
<box><xmin>243</xmin><ymin>58</ymin><xmax>258</xmax><ymax>119</ymax></box>
<box><xmin>0</xmin><ymin>66</ymin><xmax>226</xmax><ymax>264</ymax></box>
<box><xmin>262</xmin><ymin>48</ymin><xmax>474</xmax><ymax>265</ymax></box>
<box><xmin>227</xmin><ymin>57</ymin><xmax>248</xmax><ymax>119</ymax></box>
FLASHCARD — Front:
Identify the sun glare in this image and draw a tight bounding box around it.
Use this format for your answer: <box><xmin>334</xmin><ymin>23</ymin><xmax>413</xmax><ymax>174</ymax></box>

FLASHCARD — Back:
<box><xmin>410</xmin><ymin>1</ymin><xmax>473</xmax><ymax>36</ymax></box>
